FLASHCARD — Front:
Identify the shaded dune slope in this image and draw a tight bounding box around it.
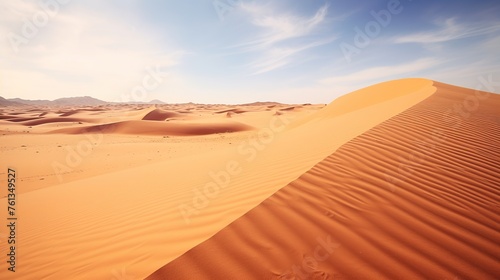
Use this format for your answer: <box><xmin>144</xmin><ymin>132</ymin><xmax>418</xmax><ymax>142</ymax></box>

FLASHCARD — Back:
<box><xmin>21</xmin><ymin>117</ymin><xmax>96</xmax><ymax>126</ymax></box>
<box><xmin>142</xmin><ymin>108</ymin><xmax>183</xmax><ymax>121</ymax></box>
<box><xmin>147</xmin><ymin>82</ymin><xmax>500</xmax><ymax>279</ymax></box>
<box><xmin>49</xmin><ymin>120</ymin><xmax>255</xmax><ymax>136</ymax></box>
<box><xmin>59</xmin><ymin>109</ymin><xmax>104</xmax><ymax>116</ymax></box>
<box><xmin>215</xmin><ymin>108</ymin><xmax>248</xmax><ymax>114</ymax></box>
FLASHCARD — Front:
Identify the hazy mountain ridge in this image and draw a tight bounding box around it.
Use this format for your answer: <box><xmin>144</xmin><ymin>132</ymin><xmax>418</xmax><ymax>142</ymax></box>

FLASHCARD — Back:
<box><xmin>0</xmin><ymin>96</ymin><xmax>27</xmax><ymax>106</ymax></box>
<box><xmin>0</xmin><ymin>96</ymin><xmax>166</xmax><ymax>106</ymax></box>
<box><xmin>0</xmin><ymin>96</ymin><xmax>294</xmax><ymax>107</ymax></box>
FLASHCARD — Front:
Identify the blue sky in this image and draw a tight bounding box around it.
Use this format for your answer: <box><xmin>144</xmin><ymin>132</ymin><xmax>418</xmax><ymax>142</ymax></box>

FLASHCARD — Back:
<box><xmin>1</xmin><ymin>0</ymin><xmax>499</xmax><ymax>104</ymax></box>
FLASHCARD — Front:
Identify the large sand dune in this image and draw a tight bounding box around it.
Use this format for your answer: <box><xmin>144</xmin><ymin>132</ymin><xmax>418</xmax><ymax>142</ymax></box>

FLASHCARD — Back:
<box><xmin>147</xmin><ymin>82</ymin><xmax>500</xmax><ymax>279</ymax></box>
<box><xmin>0</xmin><ymin>79</ymin><xmax>497</xmax><ymax>279</ymax></box>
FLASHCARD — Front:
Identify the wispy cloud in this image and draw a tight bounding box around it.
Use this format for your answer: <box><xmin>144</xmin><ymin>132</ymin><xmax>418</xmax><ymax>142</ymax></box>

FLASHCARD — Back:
<box><xmin>237</xmin><ymin>3</ymin><xmax>329</xmax><ymax>50</ymax></box>
<box><xmin>248</xmin><ymin>38</ymin><xmax>334</xmax><ymax>75</ymax></box>
<box><xmin>393</xmin><ymin>17</ymin><xmax>500</xmax><ymax>44</ymax></box>
<box><xmin>233</xmin><ymin>3</ymin><xmax>332</xmax><ymax>74</ymax></box>
<box><xmin>320</xmin><ymin>58</ymin><xmax>440</xmax><ymax>85</ymax></box>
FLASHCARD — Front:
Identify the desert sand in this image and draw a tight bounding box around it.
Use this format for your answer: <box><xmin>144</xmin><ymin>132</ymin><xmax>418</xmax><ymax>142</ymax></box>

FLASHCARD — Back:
<box><xmin>0</xmin><ymin>78</ymin><xmax>498</xmax><ymax>279</ymax></box>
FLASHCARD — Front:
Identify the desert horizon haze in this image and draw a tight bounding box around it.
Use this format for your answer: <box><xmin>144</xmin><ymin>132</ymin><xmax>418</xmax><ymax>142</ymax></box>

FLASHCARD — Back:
<box><xmin>1</xmin><ymin>0</ymin><xmax>500</xmax><ymax>280</ymax></box>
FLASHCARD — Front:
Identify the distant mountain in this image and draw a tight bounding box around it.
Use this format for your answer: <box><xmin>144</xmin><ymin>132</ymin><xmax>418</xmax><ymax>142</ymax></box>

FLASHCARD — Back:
<box><xmin>239</xmin><ymin>101</ymin><xmax>284</xmax><ymax>106</ymax></box>
<box><xmin>8</xmin><ymin>98</ymin><xmax>52</xmax><ymax>106</ymax></box>
<box><xmin>52</xmin><ymin>96</ymin><xmax>108</xmax><ymax>106</ymax></box>
<box><xmin>0</xmin><ymin>96</ymin><xmax>26</xmax><ymax>106</ymax></box>
<box><xmin>148</xmin><ymin>99</ymin><xmax>165</xmax><ymax>104</ymax></box>
<box><xmin>2</xmin><ymin>96</ymin><xmax>108</xmax><ymax>106</ymax></box>
<box><xmin>1</xmin><ymin>96</ymin><xmax>167</xmax><ymax>106</ymax></box>
<box><xmin>120</xmin><ymin>100</ymin><xmax>166</xmax><ymax>105</ymax></box>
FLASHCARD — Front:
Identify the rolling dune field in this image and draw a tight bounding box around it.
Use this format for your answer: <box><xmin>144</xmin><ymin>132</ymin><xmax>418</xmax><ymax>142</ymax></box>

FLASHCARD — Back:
<box><xmin>0</xmin><ymin>79</ymin><xmax>498</xmax><ymax>279</ymax></box>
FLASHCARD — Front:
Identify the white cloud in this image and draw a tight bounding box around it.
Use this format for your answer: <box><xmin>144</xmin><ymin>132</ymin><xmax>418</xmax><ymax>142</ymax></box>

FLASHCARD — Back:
<box><xmin>393</xmin><ymin>17</ymin><xmax>500</xmax><ymax>44</ymax></box>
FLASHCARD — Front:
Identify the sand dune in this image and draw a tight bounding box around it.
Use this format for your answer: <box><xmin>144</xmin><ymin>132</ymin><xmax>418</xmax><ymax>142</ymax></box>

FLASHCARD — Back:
<box><xmin>147</xmin><ymin>82</ymin><xmax>500</xmax><ymax>279</ymax></box>
<box><xmin>279</xmin><ymin>106</ymin><xmax>300</xmax><ymax>111</ymax></box>
<box><xmin>50</xmin><ymin>120</ymin><xmax>255</xmax><ymax>136</ymax></box>
<box><xmin>0</xmin><ymin>78</ymin><xmax>435</xmax><ymax>279</ymax></box>
<box><xmin>58</xmin><ymin>108</ymin><xmax>107</xmax><ymax>117</ymax></box>
<box><xmin>0</xmin><ymin>115</ymin><xmax>27</xmax><ymax>120</ymax></box>
<box><xmin>21</xmin><ymin>117</ymin><xmax>96</xmax><ymax>126</ymax></box>
<box><xmin>0</xmin><ymin>103</ymin><xmax>322</xmax><ymax>194</ymax></box>
<box><xmin>3</xmin><ymin>116</ymin><xmax>40</xmax><ymax>122</ymax></box>
<box><xmin>288</xmin><ymin>78</ymin><xmax>435</xmax><ymax>129</ymax></box>
<box><xmin>215</xmin><ymin>108</ymin><xmax>247</xmax><ymax>114</ymax></box>
<box><xmin>59</xmin><ymin>110</ymin><xmax>87</xmax><ymax>117</ymax></box>
<box><xmin>142</xmin><ymin>108</ymin><xmax>183</xmax><ymax>121</ymax></box>
<box><xmin>1</xmin><ymin>79</ymin><xmax>497</xmax><ymax>280</ymax></box>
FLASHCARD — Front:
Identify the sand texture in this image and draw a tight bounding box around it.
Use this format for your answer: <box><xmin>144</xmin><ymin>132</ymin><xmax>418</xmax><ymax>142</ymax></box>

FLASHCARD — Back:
<box><xmin>147</xmin><ymin>82</ymin><xmax>500</xmax><ymax>279</ymax></box>
<box><xmin>1</xmin><ymin>79</ymin><xmax>498</xmax><ymax>279</ymax></box>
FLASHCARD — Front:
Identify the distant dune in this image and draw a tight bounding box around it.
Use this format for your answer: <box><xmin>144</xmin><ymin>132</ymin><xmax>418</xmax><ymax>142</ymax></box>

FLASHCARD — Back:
<box><xmin>51</xmin><ymin>120</ymin><xmax>255</xmax><ymax>136</ymax></box>
<box><xmin>0</xmin><ymin>79</ymin><xmax>498</xmax><ymax>280</ymax></box>
<box><xmin>142</xmin><ymin>108</ymin><xmax>182</xmax><ymax>121</ymax></box>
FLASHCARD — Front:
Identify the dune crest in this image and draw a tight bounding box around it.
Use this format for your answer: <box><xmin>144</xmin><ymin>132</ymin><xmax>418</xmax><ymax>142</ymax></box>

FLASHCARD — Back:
<box><xmin>288</xmin><ymin>78</ymin><xmax>435</xmax><ymax>129</ymax></box>
<box><xmin>142</xmin><ymin>108</ymin><xmax>182</xmax><ymax>121</ymax></box>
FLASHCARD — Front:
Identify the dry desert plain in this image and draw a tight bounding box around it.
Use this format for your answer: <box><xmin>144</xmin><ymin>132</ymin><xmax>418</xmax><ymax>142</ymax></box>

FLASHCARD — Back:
<box><xmin>0</xmin><ymin>78</ymin><xmax>499</xmax><ymax>279</ymax></box>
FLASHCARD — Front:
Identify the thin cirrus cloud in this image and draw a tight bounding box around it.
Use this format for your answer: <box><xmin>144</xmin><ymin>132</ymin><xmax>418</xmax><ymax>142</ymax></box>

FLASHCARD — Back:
<box><xmin>393</xmin><ymin>17</ymin><xmax>500</xmax><ymax>44</ymax></box>
<box><xmin>236</xmin><ymin>3</ymin><xmax>329</xmax><ymax>50</ymax></box>
<box><xmin>232</xmin><ymin>3</ymin><xmax>332</xmax><ymax>75</ymax></box>
<box><xmin>248</xmin><ymin>38</ymin><xmax>335</xmax><ymax>75</ymax></box>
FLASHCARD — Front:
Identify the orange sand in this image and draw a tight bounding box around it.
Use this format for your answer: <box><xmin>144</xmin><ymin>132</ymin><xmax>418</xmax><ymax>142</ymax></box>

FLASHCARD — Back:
<box><xmin>1</xmin><ymin>79</ymin><xmax>497</xmax><ymax>279</ymax></box>
<box><xmin>147</xmin><ymin>82</ymin><xmax>500</xmax><ymax>279</ymax></box>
